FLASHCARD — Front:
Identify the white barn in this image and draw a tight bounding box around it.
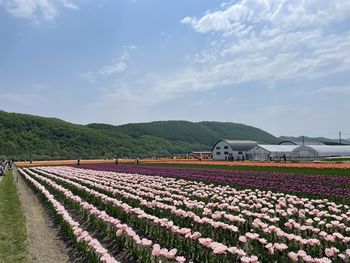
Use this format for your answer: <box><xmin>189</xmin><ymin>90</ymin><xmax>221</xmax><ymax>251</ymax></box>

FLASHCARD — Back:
<box><xmin>212</xmin><ymin>140</ymin><xmax>258</xmax><ymax>161</ymax></box>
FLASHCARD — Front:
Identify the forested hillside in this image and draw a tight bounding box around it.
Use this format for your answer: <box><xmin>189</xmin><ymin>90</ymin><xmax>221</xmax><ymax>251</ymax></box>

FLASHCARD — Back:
<box><xmin>0</xmin><ymin>111</ymin><xmax>278</xmax><ymax>160</ymax></box>
<box><xmin>88</xmin><ymin>121</ymin><xmax>278</xmax><ymax>145</ymax></box>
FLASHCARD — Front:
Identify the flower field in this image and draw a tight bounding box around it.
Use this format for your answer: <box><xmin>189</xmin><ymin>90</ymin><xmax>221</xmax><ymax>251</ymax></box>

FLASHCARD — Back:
<box><xmin>78</xmin><ymin>164</ymin><xmax>350</xmax><ymax>202</ymax></box>
<box><xmin>19</xmin><ymin>166</ymin><xmax>350</xmax><ymax>263</ymax></box>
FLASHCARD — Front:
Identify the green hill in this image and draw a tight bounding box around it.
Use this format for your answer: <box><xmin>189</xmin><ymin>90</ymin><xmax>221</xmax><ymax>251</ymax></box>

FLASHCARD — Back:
<box><xmin>0</xmin><ymin>111</ymin><xmax>278</xmax><ymax>160</ymax></box>
<box><xmin>88</xmin><ymin>121</ymin><xmax>278</xmax><ymax>145</ymax></box>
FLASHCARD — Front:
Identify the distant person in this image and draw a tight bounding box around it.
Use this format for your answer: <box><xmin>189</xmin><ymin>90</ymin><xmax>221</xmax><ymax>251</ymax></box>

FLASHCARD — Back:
<box><xmin>283</xmin><ymin>154</ymin><xmax>287</xmax><ymax>163</ymax></box>
<box><xmin>30</xmin><ymin>159</ymin><xmax>33</xmax><ymax>164</ymax></box>
<box><xmin>115</xmin><ymin>158</ymin><xmax>118</xmax><ymax>165</ymax></box>
<box><xmin>136</xmin><ymin>157</ymin><xmax>139</xmax><ymax>165</ymax></box>
<box><xmin>77</xmin><ymin>157</ymin><xmax>81</xmax><ymax>165</ymax></box>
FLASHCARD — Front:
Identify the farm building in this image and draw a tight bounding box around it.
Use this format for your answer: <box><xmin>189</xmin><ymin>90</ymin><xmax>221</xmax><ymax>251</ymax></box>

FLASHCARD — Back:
<box><xmin>212</xmin><ymin>140</ymin><xmax>258</xmax><ymax>161</ymax></box>
<box><xmin>297</xmin><ymin>145</ymin><xmax>350</xmax><ymax>160</ymax></box>
<box><xmin>249</xmin><ymin>145</ymin><xmax>299</xmax><ymax>161</ymax></box>
<box><xmin>249</xmin><ymin>145</ymin><xmax>350</xmax><ymax>161</ymax></box>
<box><xmin>190</xmin><ymin>151</ymin><xmax>213</xmax><ymax>160</ymax></box>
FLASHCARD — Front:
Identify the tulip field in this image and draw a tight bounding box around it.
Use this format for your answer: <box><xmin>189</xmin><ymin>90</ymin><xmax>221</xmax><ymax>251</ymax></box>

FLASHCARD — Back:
<box><xmin>18</xmin><ymin>165</ymin><xmax>350</xmax><ymax>263</ymax></box>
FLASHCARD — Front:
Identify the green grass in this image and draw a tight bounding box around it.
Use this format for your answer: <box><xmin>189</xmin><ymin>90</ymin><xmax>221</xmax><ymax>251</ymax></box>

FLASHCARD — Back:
<box><xmin>133</xmin><ymin>163</ymin><xmax>350</xmax><ymax>176</ymax></box>
<box><xmin>0</xmin><ymin>170</ymin><xmax>27</xmax><ymax>262</ymax></box>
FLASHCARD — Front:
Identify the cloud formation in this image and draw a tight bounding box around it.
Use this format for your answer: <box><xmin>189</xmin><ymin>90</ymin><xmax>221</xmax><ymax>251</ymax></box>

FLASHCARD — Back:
<box><xmin>100</xmin><ymin>62</ymin><xmax>127</xmax><ymax>75</ymax></box>
<box><xmin>99</xmin><ymin>46</ymin><xmax>136</xmax><ymax>76</ymax></box>
<box><xmin>0</xmin><ymin>0</ymin><xmax>78</xmax><ymax>20</ymax></box>
<box><xmin>99</xmin><ymin>0</ymin><xmax>350</xmax><ymax>124</ymax></box>
<box><xmin>181</xmin><ymin>0</ymin><xmax>350</xmax><ymax>35</ymax></box>
<box><xmin>163</xmin><ymin>0</ymin><xmax>350</xmax><ymax>96</ymax></box>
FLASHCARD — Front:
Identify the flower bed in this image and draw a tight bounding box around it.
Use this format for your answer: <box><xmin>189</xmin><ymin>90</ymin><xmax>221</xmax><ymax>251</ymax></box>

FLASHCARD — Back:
<box><xmin>19</xmin><ymin>168</ymin><xmax>119</xmax><ymax>263</ymax></box>
<box><xmin>76</xmin><ymin>164</ymin><xmax>350</xmax><ymax>202</ymax></box>
<box><xmin>19</xmin><ymin>166</ymin><xmax>350</xmax><ymax>263</ymax></box>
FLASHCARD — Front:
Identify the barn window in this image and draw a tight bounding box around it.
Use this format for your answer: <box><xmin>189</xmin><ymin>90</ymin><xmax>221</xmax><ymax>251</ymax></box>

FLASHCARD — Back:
<box><xmin>224</xmin><ymin>146</ymin><xmax>228</xmax><ymax>149</ymax></box>
<box><xmin>216</xmin><ymin>151</ymin><xmax>221</xmax><ymax>155</ymax></box>
<box><xmin>216</xmin><ymin>146</ymin><xmax>220</xmax><ymax>150</ymax></box>
<box><xmin>224</xmin><ymin>151</ymin><xmax>228</xmax><ymax>155</ymax></box>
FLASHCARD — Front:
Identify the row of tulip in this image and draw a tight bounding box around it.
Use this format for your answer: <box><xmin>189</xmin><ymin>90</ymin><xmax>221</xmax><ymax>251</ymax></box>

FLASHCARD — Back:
<box><xmin>38</xmin><ymin>167</ymin><xmax>350</xmax><ymax>226</ymax></box>
<box><xmin>34</xmin><ymin>166</ymin><xmax>350</xmax><ymax>250</ymax></box>
<box><xmin>20</xmin><ymin>168</ymin><xmax>187</xmax><ymax>263</ymax></box>
<box><xmin>136</xmin><ymin>160</ymin><xmax>350</xmax><ymax>169</ymax></box>
<box><xmin>76</xmin><ymin>164</ymin><xmax>350</xmax><ymax>201</ymax></box>
<box><xmin>34</xmin><ymin>167</ymin><xmax>245</xmax><ymax>239</ymax></box>
<box><xmin>19</xmin><ymin>168</ymin><xmax>119</xmax><ymax>263</ymax></box>
<box><xmin>45</xmin><ymin>167</ymin><xmax>350</xmax><ymax>224</ymax></box>
<box><xmin>29</xmin><ymin>167</ymin><xmax>258</xmax><ymax>263</ymax></box>
<box><xmin>31</xmin><ymin>166</ymin><xmax>350</xmax><ymax>262</ymax></box>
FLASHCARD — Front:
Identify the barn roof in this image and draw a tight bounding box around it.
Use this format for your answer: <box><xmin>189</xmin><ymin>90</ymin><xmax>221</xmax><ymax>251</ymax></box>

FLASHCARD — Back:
<box><xmin>214</xmin><ymin>140</ymin><xmax>258</xmax><ymax>151</ymax></box>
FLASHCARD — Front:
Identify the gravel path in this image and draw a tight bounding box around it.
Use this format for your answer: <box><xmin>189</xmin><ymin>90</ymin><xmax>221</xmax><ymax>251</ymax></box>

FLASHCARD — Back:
<box><xmin>14</xmin><ymin>168</ymin><xmax>73</xmax><ymax>263</ymax></box>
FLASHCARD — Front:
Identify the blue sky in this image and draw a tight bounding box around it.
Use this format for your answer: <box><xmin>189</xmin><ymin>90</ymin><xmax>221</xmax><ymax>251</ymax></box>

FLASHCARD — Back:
<box><xmin>0</xmin><ymin>0</ymin><xmax>350</xmax><ymax>138</ymax></box>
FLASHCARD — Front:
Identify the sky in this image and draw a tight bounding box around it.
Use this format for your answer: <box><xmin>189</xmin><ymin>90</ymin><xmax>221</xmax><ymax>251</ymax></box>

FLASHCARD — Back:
<box><xmin>0</xmin><ymin>0</ymin><xmax>350</xmax><ymax>138</ymax></box>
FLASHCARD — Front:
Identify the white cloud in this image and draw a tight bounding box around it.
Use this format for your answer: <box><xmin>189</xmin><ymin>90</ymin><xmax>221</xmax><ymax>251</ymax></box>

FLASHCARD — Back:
<box><xmin>128</xmin><ymin>31</ymin><xmax>350</xmax><ymax>101</ymax></box>
<box><xmin>60</xmin><ymin>0</ymin><xmax>78</xmax><ymax>10</ymax></box>
<box><xmin>181</xmin><ymin>0</ymin><xmax>350</xmax><ymax>35</ymax></box>
<box><xmin>160</xmin><ymin>1</ymin><xmax>350</xmax><ymax>98</ymax></box>
<box><xmin>99</xmin><ymin>46</ymin><xmax>136</xmax><ymax>76</ymax></box>
<box><xmin>95</xmin><ymin>0</ymin><xmax>350</xmax><ymax>111</ymax></box>
<box><xmin>315</xmin><ymin>85</ymin><xmax>350</xmax><ymax>95</ymax></box>
<box><xmin>0</xmin><ymin>0</ymin><xmax>78</xmax><ymax>20</ymax></box>
<box><xmin>100</xmin><ymin>61</ymin><xmax>127</xmax><ymax>75</ymax></box>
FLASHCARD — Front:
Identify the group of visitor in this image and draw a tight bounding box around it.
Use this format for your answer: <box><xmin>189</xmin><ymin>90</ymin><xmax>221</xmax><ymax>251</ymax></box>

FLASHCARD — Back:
<box><xmin>0</xmin><ymin>160</ymin><xmax>13</xmax><ymax>176</ymax></box>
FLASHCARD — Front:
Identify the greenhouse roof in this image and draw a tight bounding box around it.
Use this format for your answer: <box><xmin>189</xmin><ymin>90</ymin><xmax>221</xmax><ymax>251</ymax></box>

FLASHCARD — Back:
<box><xmin>305</xmin><ymin>145</ymin><xmax>350</xmax><ymax>157</ymax></box>
<box><xmin>256</xmin><ymin>145</ymin><xmax>299</xmax><ymax>152</ymax></box>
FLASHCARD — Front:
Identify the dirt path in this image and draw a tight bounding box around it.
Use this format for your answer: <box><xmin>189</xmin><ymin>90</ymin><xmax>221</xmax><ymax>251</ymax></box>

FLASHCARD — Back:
<box><xmin>14</xmin><ymin>168</ymin><xmax>73</xmax><ymax>263</ymax></box>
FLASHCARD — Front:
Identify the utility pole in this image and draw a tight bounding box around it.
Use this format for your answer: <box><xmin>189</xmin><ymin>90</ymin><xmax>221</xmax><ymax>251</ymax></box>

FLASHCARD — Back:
<box><xmin>302</xmin><ymin>136</ymin><xmax>304</xmax><ymax>146</ymax></box>
<box><xmin>339</xmin><ymin>131</ymin><xmax>342</xmax><ymax>145</ymax></box>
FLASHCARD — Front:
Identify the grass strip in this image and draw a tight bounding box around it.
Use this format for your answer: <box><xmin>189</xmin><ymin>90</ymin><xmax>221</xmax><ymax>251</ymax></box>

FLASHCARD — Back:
<box><xmin>0</xmin><ymin>170</ymin><xmax>27</xmax><ymax>262</ymax></box>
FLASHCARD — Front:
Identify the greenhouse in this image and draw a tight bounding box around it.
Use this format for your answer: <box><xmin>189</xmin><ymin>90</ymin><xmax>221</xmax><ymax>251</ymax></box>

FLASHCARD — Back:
<box><xmin>249</xmin><ymin>145</ymin><xmax>350</xmax><ymax>161</ymax></box>
<box><xmin>303</xmin><ymin>145</ymin><xmax>350</xmax><ymax>159</ymax></box>
<box><xmin>249</xmin><ymin>145</ymin><xmax>299</xmax><ymax>161</ymax></box>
